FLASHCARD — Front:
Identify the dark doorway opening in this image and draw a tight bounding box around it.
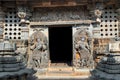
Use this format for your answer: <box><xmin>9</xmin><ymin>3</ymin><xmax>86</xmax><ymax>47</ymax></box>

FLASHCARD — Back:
<box><xmin>49</xmin><ymin>26</ymin><xmax>72</xmax><ymax>64</ymax></box>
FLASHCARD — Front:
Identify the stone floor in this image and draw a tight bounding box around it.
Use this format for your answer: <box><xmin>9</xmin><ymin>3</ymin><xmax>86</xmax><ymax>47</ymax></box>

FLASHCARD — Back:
<box><xmin>27</xmin><ymin>63</ymin><xmax>91</xmax><ymax>80</ymax></box>
<box><xmin>27</xmin><ymin>68</ymin><xmax>90</xmax><ymax>80</ymax></box>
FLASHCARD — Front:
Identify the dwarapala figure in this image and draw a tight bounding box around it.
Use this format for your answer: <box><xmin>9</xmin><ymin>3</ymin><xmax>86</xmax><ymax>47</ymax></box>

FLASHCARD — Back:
<box><xmin>74</xmin><ymin>29</ymin><xmax>92</xmax><ymax>68</ymax></box>
<box><xmin>30</xmin><ymin>31</ymin><xmax>48</xmax><ymax>68</ymax></box>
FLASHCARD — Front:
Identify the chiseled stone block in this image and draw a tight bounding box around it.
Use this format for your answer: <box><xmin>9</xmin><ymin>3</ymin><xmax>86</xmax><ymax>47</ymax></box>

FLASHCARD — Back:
<box><xmin>109</xmin><ymin>41</ymin><xmax>120</xmax><ymax>52</ymax></box>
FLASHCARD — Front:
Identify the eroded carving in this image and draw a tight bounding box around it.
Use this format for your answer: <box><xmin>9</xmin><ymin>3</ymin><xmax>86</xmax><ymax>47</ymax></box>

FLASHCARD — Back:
<box><xmin>0</xmin><ymin>6</ymin><xmax>4</xmax><ymax>36</ymax></box>
<box><xmin>88</xmin><ymin>2</ymin><xmax>104</xmax><ymax>22</ymax></box>
<box><xmin>74</xmin><ymin>28</ymin><xmax>93</xmax><ymax>68</ymax></box>
<box><xmin>17</xmin><ymin>6</ymin><xmax>32</xmax><ymax>24</ymax></box>
<box><xmin>30</xmin><ymin>31</ymin><xmax>48</xmax><ymax>68</ymax></box>
<box><xmin>31</xmin><ymin>7</ymin><xmax>88</xmax><ymax>22</ymax></box>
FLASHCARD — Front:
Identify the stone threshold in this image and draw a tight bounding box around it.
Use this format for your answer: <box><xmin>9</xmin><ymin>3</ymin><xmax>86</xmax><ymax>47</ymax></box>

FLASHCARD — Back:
<box><xmin>36</xmin><ymin>75</ymin><xmax>90</xmax><ymax>80</ymax></box>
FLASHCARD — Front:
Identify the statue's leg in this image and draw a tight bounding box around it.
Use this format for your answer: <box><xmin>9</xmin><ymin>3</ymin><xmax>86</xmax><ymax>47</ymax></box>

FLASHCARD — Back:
<box><xmin>38</xmin><ymin>60</ymin><xmax>41</xmax><ymax>68</ymax></box>
<box><xmin>41</xmin><ymin>53</ymin><xmax>45</xmax><ymax>66</ymax></box>
<box><xmin>34</xmin><ymin>60</ymin><xmax>39</xmax><ymax>68</ymax></box>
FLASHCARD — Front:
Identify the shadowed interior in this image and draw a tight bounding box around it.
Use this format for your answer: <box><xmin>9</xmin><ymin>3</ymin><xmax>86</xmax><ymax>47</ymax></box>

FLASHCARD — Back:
<box><xmin>49</xmin><ymin>27</ymin><xmax>72</xmax><ymax>63</ymax></box>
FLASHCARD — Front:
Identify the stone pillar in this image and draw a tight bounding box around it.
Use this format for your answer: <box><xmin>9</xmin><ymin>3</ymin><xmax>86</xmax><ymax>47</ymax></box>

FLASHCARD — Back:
<box><xmin>17</xmin><ymin>6</ymin><xmax>32</xmax><ymax>69</ymax></box>
<box><xmin>0</xmin><ymin>5</ymin><xmax>5</xmax><ymax>40</ymax></box>
<box><xmin>87</xmin><ymin>2</ymin><xmax>105</xmax><ymax>67</ymax></box>
<box><xmin>17</xmin><ymin>6</ymin><xmax>32</xmax><ymax>40</ymax></box>
<box><xmin>88</xmin><ymin>2</ymin><xmax>104</xmax><ymax>38</ymax></box>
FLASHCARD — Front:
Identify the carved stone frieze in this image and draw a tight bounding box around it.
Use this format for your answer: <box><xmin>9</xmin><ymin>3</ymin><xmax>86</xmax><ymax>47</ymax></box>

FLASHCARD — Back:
<box><xmin>31</xmin><ymin>6</ymin><xmax>89</xmax><ymax>22</ymax></box>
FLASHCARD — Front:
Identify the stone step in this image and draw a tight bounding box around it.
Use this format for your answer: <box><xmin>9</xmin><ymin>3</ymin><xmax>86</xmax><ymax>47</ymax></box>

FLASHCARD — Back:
<box><xmin>46</xmin><ymin>72</ymin><xmax>74</xmax><ymax>76</ymax></box>
<box><xmin>48</xmin><ymin>67</ymin><xmax>74</xmax><ymax>72</ymax></box>
<box><xmin>28</xmin><ymin>75</ymin><xmax>90</xmax><ymax>80</ymax></box>
<box><xmin>37</xmin><ymin>75</ymin><xmax>90</xmax><ymax>80</ymax></box>
<box><xmin>47</xmin><ymin>67</ymin><xmax>74</xmax><ymax>76</ymax></box>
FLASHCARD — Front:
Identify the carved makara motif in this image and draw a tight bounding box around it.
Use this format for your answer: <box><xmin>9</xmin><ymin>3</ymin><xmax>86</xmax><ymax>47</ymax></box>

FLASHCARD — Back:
<box><xmin>73</xmin><ymin>28</ymin><xmax>93</xmax><ymax>68</ymax></box>
<box><xmin>30</xmin><ymin>31</ymin><xmax>48</xmax><ymax>68</ymax></box>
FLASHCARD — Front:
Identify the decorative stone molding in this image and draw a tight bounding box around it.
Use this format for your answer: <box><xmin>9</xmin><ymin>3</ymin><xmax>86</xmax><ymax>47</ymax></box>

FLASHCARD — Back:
<box><xmin>17</xmin><ymin>6</ymin><xmax>32</xmax><ymax>24</ymax></box>
<box><xmin>31</xmin><ymin>6</ymin><xmax>88</xmax><ymax>22</ymax></box>
<box><xmin>92</xmin><ymin>22</ymin><xmax>101</xmax><ymax>38</ymax></box>
<box><xmin>88</xmin><ymin>2</ymin><xmax>104</xmax><ymax>22</ymax></box>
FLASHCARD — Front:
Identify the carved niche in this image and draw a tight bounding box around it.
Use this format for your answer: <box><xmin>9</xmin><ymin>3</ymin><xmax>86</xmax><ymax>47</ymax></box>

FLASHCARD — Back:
<box><xmin>73</xmin><ymin>26</ymin><xmax>93</xmax><ymax>69</ymax></box>
<box><xmin>29</xmin><ymin>29</ymin><xmax>49</xmax><ymax>68</ymax></box>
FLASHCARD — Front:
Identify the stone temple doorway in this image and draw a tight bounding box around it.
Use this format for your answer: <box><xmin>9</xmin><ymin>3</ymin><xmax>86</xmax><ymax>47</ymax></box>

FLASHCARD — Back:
<box><xmin>49</xmin><ymin>26</ymin><xmax>73</xmax><ymax>65</ymax></box>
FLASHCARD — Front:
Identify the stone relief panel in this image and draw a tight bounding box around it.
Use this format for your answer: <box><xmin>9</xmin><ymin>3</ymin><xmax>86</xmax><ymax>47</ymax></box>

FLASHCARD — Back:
<box><xmin>31</xmin><ymin>6</ymin><xmax>89</xmax><ymax>22</ymax></box>
<box><xmin>73</xmin><ymin>25</ymin><xmax>93</xmax><ymax>69</ymax></box>
<box><xmin>29</xmin><ymin>26</ymin><xmax>49</xmax><ymax>68</ymax></box>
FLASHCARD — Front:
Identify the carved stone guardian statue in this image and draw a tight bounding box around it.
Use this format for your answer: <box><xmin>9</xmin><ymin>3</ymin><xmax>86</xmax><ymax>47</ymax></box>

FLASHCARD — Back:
<box><xmin>73</xmin><ymin>28</ymin><xmax>93</xmax><ymax>68</ymax></box>
<box><xmin>29</xmin><ymin>31</ymin><xmax>48</xmax><ymax>69</ymax></box>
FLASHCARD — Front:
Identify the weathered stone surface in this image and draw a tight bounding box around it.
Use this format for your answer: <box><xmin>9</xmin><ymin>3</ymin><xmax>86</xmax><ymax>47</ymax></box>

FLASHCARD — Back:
<box><xmin>73</xmin><ymin>26</ymin><xmax>93</xmax><ymax>69</ymax></box>
<box><xmin>0</xmin><ymin>38</ymin><xmax>35</xmax><ymax>80</ymax></box>
<box><xmin>31</xmin><ymin>6</ymin><xmax>88</xmax><ymax>22</ymax></box>
<box><xmin>92</xmin><ymin>40</ymin><xmax>120</xmax><ymax>80</ymax></box>
<box><xmin>109</xmin><ymin>41</ymin><xmax>120</xmax><ymax>52</ymax></box>
<box><xmin>29</xmin><ymin>31</ymin><xmax>49</xmax><ymax>69</ymax></box>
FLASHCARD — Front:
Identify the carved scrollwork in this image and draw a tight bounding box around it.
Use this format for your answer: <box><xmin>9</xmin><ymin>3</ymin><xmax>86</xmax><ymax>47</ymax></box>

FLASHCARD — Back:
<box><xmin>29</xmin><ymin>31</ymin><xmax>48</xmax><ymax>68</ymax></box>
<box><xmin>73</xmin><ymin>28</ymin><xmax>93</xmax><ymax>68</ymax></box>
